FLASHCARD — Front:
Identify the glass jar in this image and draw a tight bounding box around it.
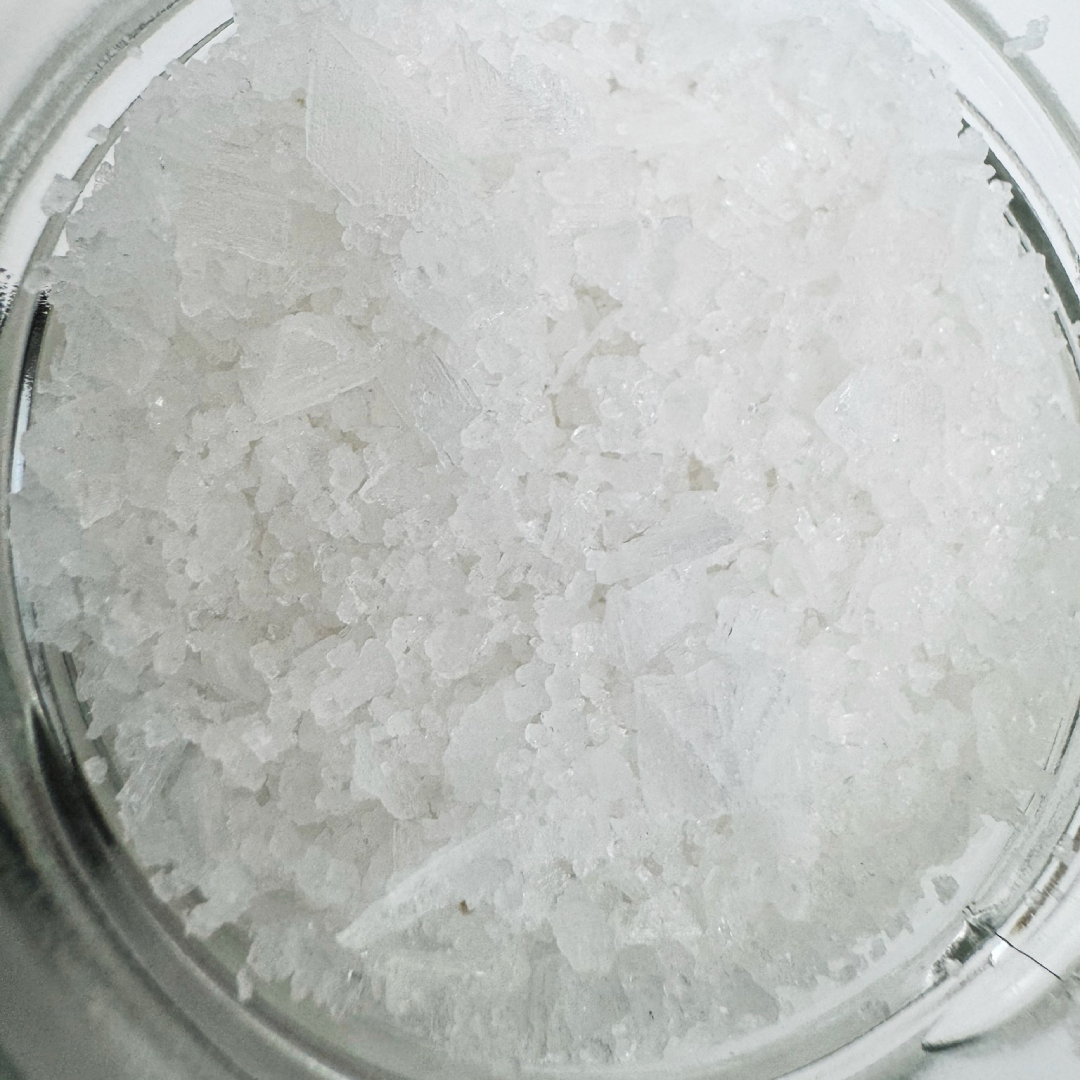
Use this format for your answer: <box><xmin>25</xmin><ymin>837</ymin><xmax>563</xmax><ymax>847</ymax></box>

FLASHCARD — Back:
<box><xmin>2</xmin><ymin>2</ymin><xmax>1079</xmax><ymax>1078</ymax></box>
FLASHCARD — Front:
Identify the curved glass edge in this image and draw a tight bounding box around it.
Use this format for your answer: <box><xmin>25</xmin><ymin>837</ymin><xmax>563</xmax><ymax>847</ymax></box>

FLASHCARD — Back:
<box><xmin>872</xmin><ymin>0</ymin><xmax>1080</xmax><ymax>300</ymax></box>
<box><xmin>861</xmin><ymin>0</ymin><xmax>1080</xmax><ymax>1059</ymax></box>
<box><xmin>0</xmin><ymin>0</ymin><xmax>187</xmax><ymax>268</ymax></box>
<box><xmin>0</xmin><ymin>0</ymin><xmax>234</xmax><ymax>299</ymax></box>
<box><xmin>0</xmin><ymin>5</ymin><xmax>353</xmax><ymax>1080</ymax></box>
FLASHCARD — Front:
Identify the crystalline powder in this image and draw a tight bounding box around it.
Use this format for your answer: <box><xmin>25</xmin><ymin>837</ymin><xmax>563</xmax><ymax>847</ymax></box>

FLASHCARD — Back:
<box><xmin>13</xmin><ymin>0</ymin><xmax>1080</xmax><ymax>1068</ymax></box>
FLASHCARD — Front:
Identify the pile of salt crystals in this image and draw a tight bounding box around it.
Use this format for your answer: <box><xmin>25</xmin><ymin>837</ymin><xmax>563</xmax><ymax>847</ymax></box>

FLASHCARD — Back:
<box><xmin>14</xmin><ymin>0</ymin><xmax>1080</xmax><ymax>1066</ymax></box>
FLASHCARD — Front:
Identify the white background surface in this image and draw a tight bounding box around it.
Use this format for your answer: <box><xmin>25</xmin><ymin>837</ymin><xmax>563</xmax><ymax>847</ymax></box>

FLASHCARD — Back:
<box><xmin>2</xmin><ymin>0</ymin><xmax>1080</xmax><ymax>1077</ymax></box>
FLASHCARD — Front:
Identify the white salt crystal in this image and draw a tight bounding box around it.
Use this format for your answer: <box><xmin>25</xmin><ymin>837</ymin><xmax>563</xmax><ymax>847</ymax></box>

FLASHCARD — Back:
<box><xmin>187</xmin><ymin>863</ymin><xmax>257</xmax><ymax>939</ymax></box>
<box><xmin>588</xmin><ymin>493</ymin><xmax>735</xmax><ymax>584</ymax></box>
<box><xmin>241</xmin><ymin>312</ymin><xmax>378</xmax><ymax>423</ymax></box>
<box><xmin>423</xmin><ymin>614</ymin><xmax>490</xmax><ymax>680</ymax></box>
<box><xmin>337</xmin><ymin>824</ymin><xmax>514</xmax><ymax>950</ymax></box>
<box><xmin>634</xmin><ymin>672</ymin><xmax>730</xmax><ymax>823</ymax></box>
<box><xmin>307</xmin><ymin>26</ymin><xmax>445</xmax><ymax>214</ymax></box>
<box><xmin>116</xmin><ymin>742</ymin><xmax>188</xmax><ymax>824</ymax></box>
<box><xmin>619</xmin><ymin>889</ymin><xmax>703</xmax><ymax>947</ymax></box>
<box><xmin>181</xmin><ymin>165</ymin><xmax>293</xmax><ymax>264</ymax></box>
<box><xmin>377</xmin><ymin>348</ymin><xmax>479</xmax><ymax>466</ymax></box>
<box><xmin>582</xmin><ymin>736</ymin><xmax>636</xmax><ymax>805</ymax></box>
<box><xmin>351</xmin><ymin>731</ymin><xmax>424</xmax><ymax>820</ymax></box>
<box><xmin>1003</xmin><ymin>16</ymin><xmax>1050</xmax><ymax>58</ymax></box>
<box><xmin>550</xmin><ymin>887</ymin><xmax>616</xmax><ymax>975</ymax></box>
<box><xmin>605</xmin><ymin>566</ymin><xmax>713</xmax><ymax>669</ymax></box>
<box><xmin>310</xmin><ymin>638</ymin><xmax>396</xmax><ymax>728</ymax></box>
<box><xmin>41</xmin><ymin>175</ymin><xmax>82</xmax><ymax>215</ymax></box>
<box><xmin>83</xmin><ymin>755</ymin><xmax>109</xmax><ymax>785</ymax></box>
<box><xmin>437</xmin><ymin>37</ymin><xmax>541</xmax><ymax>158</ymax></box>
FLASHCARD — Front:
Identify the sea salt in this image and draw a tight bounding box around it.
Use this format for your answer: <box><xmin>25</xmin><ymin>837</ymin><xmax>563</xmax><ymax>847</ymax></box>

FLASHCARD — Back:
<box><xmin>82</xmin><ymin>755</ymin><xmax>109</xmax><ymax>785</ymax></box>
<box><xmin>40</xmin><ymin>175</ymin><xmax>82</xmax><ymax>216</ymax></box>
<box><xmin>13</xmin><ymin>0</ymin><xmax>1080</xmax><ymax>1068</ymax></box>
